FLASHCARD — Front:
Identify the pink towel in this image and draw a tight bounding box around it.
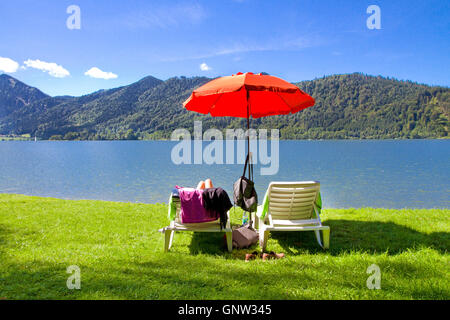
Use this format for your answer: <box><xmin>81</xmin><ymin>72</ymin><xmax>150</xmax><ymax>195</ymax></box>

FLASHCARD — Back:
<box><xmin>176</xmin><ymin>186</ymin><xmax>218</xmax><ymax>224</ymax></box>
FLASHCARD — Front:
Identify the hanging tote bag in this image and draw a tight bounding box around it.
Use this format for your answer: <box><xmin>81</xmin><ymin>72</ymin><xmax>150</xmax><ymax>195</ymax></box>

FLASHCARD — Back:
<box><xmin>233</xmin><ymin>154</ymin><xmax>258</xmax><ymax>213</ymax></box>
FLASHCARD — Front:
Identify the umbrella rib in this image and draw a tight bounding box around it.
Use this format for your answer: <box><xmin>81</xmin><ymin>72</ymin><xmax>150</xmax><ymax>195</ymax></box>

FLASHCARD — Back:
<box><xmin>276</xmin><ymin>92</ymin><xmax>296</xmax><ymax>115</ymax></box>
<box><xmin>208</xmin><ymin>92</ymin><xmax>225</xmax><ymax>115</ymax></box>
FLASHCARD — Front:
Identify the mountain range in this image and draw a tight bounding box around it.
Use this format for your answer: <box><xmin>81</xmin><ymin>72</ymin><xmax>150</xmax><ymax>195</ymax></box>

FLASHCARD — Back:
<box><xmin>0</xmin><ymin>73</ymin><xmax>448</xmax><ymax>140</ymax></box>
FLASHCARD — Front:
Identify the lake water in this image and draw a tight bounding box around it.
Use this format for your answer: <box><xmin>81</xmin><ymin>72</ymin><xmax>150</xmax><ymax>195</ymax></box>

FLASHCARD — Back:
<box><xmin>0</xmin><ymin>140</ymin><xmax>448</xmax><ymax>208</ymax></box>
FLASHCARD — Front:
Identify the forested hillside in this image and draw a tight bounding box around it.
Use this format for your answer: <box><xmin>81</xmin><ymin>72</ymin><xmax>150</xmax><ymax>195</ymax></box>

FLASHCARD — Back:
<box><xmin>0</xmin><ymin>74</ymin><xmax>48</xmax><ymax>118</ymax></box>
<box><xmin>0</xmin><ymin>73</ymin><xmax>448</xmax><ymax>140</ymax></box>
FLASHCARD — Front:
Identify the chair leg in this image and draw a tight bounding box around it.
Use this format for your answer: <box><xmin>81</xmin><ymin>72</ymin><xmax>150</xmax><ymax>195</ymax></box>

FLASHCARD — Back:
<box><xmin>169</xmin><ymin>230</ymin><xmax>175</xmax><ymax>249</ymax></box>
<box><xmin>259</xmin><ymin>227</ymin><xmax>269</xmax><ymax>252</ymax></box>
<box><xmin>314</xmin><ymin>230</ymin><xmax>323</xmax><ymax>248</ymax></box>
<box><xmin>164</xmin><ymin>229</ymin><xmax>174</xmax><ymax>252</ymax></box>
<box><xmin>226</xmin><ymin>231</ymin><xmax>232</xmax><ymax>252</ymax></box>
<box><xmin>322</xmin><ymin>228</ymin><xmax>330</xmax><ymax>249</ymax></box>
<box><xmin>253</xmin><ymin>213</ymin><xmax>259</xmax><ymax>230</ymax></box>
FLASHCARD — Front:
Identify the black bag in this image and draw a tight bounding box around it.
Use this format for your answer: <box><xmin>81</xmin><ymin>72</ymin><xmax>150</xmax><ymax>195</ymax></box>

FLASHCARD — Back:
<box><xmin>233</xmin><ymin>154</ymin><xmax>258</xmax><ymax>213</ymax></box>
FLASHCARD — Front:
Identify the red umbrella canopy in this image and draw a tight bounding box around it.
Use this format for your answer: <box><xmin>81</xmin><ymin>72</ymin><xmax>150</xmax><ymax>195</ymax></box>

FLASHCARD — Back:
<box><xmin>183</xmin><ymin>72</ymin><xmax>315</xmax><ymax>118</ymax></box>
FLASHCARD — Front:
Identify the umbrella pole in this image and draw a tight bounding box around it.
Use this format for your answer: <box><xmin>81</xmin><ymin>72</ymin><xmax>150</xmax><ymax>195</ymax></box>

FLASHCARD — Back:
<box><xmin>246</xmin><ymin>90</ymin><xmax>250</xmax><ymax>161</ymax></box>
<box><xmin>246</xmin><ymin>91</ymin><xmax>254</xmax><ymax>229</ymax></box>
<box><xmin>247</xmin><ymin>114</ymin><xmax>250</xmax><ymax>160</ymax></box>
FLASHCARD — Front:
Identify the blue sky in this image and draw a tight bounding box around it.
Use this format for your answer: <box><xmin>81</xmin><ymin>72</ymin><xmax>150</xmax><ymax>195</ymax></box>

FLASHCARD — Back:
<box><xmin>0</xmin><ymin>0</ymin><xmax>449</xmax><ymax>96</ymax></box>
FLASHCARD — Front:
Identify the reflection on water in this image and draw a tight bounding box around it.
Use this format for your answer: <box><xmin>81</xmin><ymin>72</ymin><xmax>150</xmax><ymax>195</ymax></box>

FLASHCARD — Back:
<box><xmin>0</xmin><ymin>140</ymin><xmax>448</xmax><ymax>208</ymax></box>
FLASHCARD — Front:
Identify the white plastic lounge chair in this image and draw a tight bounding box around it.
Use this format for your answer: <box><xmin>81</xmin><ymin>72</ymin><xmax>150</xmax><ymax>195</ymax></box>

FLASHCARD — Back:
<box><xmin>162</xmin><ymin>194</ymin><xmax>233</xmax><ymax>252</ymax></box>
<box><xmin>255</xmin><ymin>181</ymin><xmax>330</xmax><ymax>251</ymax></box>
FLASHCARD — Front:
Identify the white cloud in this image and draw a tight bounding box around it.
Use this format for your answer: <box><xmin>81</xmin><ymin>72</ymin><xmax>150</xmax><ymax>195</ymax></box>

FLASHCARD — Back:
<box><xmin>200</xmin><ymin>63</ymin><xmax>211</xmax><ymax>71</ymax></box>
<box><xmin>84</xmin><ymin>67</ymin><xmax>118</xmax><ymax>80</ymax></box>
<box><xmin>23</xmin><ymin>59</ymin><xmax>70</xmax><ymax>78</ymax></box>
<box><xmin>0</xmin><ymin>57</ymin><xmax>19</xmax><ymax>73</ymax></box>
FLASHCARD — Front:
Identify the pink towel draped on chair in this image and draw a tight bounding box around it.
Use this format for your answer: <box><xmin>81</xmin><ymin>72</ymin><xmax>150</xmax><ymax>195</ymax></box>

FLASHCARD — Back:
<box><xmin>175</xmin><ymin>186</ymin><xmax>218</xmax><ymax>223</ymax></box>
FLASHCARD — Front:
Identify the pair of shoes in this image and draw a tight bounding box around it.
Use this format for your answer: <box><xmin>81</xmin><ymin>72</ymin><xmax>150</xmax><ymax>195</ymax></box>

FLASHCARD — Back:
<box><xmin>245</xmin><ymin>251</ymin><xmax>285</xmax><ymax>261</ymax></box>
<box><xmin>262</xmin><ymin>251</ymin><xmax>285</xmax><ymax>260</ymax></box>
<box><xmin>245</xmin><ymin>251</ymin><xmax>261</xmax><ymax>262</ymax></box>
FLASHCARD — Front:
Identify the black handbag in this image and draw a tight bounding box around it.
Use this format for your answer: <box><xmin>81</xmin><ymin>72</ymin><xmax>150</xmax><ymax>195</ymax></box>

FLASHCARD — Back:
<box><xmin>233</xmin><ymin>154</ymin><xmax>258</xmax><ymax>213</ymax></box>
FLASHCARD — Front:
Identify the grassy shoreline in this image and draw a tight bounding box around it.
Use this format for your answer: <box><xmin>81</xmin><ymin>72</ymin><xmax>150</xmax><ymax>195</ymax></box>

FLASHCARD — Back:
<box><xmin>0</xmin><ymin>194</ymin><xmax>448</xmax><ymax>300</ymax></box>
<box><xmin>2</xmin><ymin>137</ymin><xmax>450</xmax><ymax>141</ymax></box>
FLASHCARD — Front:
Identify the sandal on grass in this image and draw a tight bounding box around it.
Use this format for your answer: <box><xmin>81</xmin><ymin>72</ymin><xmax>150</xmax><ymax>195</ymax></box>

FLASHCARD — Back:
<box><xmin>245</xmin><ymin>251</ymin><xmax>260</xmax><ymax>262</ymax></box>
<box><xmin>262</xmin><ymin>251</ymin><xmax>285</xmax><ymax>261</ymax></box>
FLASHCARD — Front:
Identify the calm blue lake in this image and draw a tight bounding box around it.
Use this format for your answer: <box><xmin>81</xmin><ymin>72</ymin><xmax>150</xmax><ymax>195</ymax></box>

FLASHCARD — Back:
<box><xmin>0</xmin><ymin>140</ymin><xmax>448</xmax><ymax>208</ymax></box>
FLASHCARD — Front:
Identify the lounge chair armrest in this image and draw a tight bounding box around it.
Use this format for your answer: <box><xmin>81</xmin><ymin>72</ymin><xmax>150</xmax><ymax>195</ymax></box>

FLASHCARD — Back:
<box><xmin>167</xmin><ymin>194</ymin><xmax>177</xmax><ymax>221</ymax></box>
<box><xmin>268</xmin><ymin>212</ymin><xmax>274</xmax><ymax>228</ymax></box>
<box><xmin>256</xmin><ymin>191</ymin><xmax>269</xmax><ymax>219</ymax></box>
<box><xmin>256</xmin><ymin>205</ymin><xmax>264</xmax><ymax>218</ymax></box>
<box><xmin>258</xmin><ymin>212</ymin><xmax>273</xmax><ymax>228</ymax></box>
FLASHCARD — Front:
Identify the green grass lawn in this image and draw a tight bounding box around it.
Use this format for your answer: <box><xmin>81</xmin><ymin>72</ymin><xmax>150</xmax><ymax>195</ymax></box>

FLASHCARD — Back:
<box><xmin>0</xmin><ymin>193</ymin><xmax>448</xmax><ymax>300</ymax></box>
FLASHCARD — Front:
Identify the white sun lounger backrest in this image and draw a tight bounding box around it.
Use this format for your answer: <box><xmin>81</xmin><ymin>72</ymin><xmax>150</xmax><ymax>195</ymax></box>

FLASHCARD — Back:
<box><xmin>267</xmin><ymin>181</ymin><xmax>320</xmax><ymax>221</ymax></box>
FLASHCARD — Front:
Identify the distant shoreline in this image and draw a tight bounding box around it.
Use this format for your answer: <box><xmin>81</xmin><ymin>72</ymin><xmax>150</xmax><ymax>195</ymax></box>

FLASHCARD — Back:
<box><xmin>1</xmin><ymin>137</ymin><xmax>449</xmax><ymax>142</ymax></box>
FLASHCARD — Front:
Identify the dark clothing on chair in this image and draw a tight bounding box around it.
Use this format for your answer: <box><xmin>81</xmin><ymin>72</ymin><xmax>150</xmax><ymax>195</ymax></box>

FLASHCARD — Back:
<box><xmin>202</xmin><ymin>188</ymin><xmax>232</xmax><ymax>229</ymax></box>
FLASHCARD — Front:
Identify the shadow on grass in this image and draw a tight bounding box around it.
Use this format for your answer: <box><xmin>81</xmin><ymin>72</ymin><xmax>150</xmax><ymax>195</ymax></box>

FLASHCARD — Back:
<box><xmin>188</xmin><ymin>232</ymin><xmax>226</xmax><ymax>255</ymax></box>
<box><xmin>182</xmin><ymin>220</ymin><xmax>449</xmax><ymax>257</ymax></box>
<box><xmin>0</xmin><ymin>224</ymin><xmax>14</xmax><ymax>258</ymax></box>
<box><xmin>187</xmin><ymin>225</ymin><xmax>267</xmax><ymax>258</ymax></box>
<box><xmin>0</xmin><ymin>260</ymin><xmax>350</xmax><ymax>299</ymax></box>
<box><xmin>188</xmin><ymin>231</ymin><xmax>259</xmax><ymax>259</ymax></box>
<box><xmin>1</xmin><ymin>256</ymin><xmax>448</xmax><ymax>300</ymax></box>
<box><xmin>272</xmin><ymin>219</ymin><xmax>449</xmax><ymax>255</ymax></box>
